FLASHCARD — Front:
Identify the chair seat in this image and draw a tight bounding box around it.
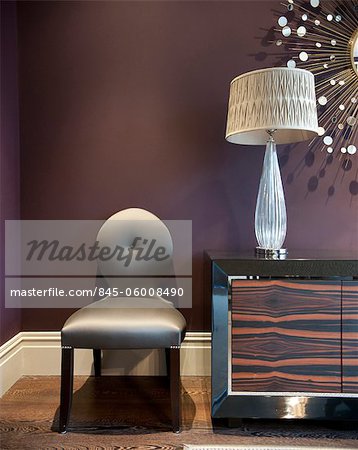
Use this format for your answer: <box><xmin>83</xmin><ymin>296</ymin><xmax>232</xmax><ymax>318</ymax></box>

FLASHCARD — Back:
<box><xmin>61</xmin><ymin>296</ymin><xmax>186</xmax><ymax>349</ymax></box>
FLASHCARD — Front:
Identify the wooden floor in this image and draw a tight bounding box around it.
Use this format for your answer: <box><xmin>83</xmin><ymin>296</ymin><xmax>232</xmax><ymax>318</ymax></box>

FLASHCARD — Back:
<box><xmin>0</xmin><ymin>376</ymin><xmax>357</xmax><ymax>450</ymax></box>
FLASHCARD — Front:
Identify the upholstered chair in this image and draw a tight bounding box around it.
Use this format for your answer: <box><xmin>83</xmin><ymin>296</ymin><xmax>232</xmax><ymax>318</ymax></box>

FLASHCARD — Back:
<box><xmin>59</xmin><ymin>208</ymin><xmax>187</xmax><ymax>433</ymax></box>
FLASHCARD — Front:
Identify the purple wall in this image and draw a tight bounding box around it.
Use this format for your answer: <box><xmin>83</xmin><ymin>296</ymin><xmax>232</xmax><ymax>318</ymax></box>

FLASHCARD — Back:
<box><xmin>1</xmin><ymin>1</ymin><xmax>22</xmax><ymax>345</ymax></box>
<box><xmin>12</xmin><ymin>1</ymin><xmax>358</xmax><ymax>334</ymax></box>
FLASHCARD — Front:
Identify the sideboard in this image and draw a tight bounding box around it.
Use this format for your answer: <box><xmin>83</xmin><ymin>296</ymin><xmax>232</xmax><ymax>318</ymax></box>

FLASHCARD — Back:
<box><xmin>207</xmin><ymin>251</ymin><xmax>358</xmax><ymax>421</ymax></box>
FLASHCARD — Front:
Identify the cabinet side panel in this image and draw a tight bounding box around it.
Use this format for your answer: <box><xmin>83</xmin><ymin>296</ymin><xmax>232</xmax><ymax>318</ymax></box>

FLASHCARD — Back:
<box><xmin>231</xmin><ymin>280</ymin><xmax>341</xmax><ymax>393</ymax></box>
<box><xmin>342</xmin><ymin>281</ymin><xmax>358</xmax><ymax>393</ymax></box>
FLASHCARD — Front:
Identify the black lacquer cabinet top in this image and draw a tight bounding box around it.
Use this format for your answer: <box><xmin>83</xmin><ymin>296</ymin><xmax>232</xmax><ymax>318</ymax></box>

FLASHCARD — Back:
<box><xmin>205</xmin><ymin>250</ymin><xmax>358</xmax><ymax>278</ymax></box>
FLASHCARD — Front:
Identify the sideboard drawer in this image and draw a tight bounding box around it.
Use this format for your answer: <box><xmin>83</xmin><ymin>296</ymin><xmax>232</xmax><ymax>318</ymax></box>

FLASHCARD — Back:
<box><xmin>231</xmin><ymin>279</ymin><xmax>342</xmax><ymax>393</ymax></box>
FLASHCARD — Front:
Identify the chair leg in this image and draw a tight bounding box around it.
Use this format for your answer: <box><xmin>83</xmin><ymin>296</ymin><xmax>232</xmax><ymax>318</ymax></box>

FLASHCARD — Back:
<box><xmin>165</xmin><ymin>348</ymin><xmax>170</xmax><ymax>379</ymax></box>
<box><xmin>169</xmin><ymin>347</ymin><xmax>181</xmax><ymax>433</ymax></box>
<box><xmin>93</xmin><ymin>349</ymin><xmax>101</xmax><ymax>377</ymax></box>
<box><xmin>59</xmin><ymin>346</ymin><xmax>74</xmax><ymax>433</ymax></box>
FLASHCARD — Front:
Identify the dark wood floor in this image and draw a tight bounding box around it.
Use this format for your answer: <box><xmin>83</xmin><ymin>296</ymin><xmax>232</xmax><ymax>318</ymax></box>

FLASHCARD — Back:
<box><xmin>0</xmin><ymin>376</ymin><xmax>357</xmax><ymax>450</ymax></box>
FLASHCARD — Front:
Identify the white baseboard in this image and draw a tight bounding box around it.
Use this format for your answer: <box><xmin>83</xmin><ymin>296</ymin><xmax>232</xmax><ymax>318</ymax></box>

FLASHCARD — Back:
<box><xmin>0</xmin><ymin>331</ymin><xmax>211</xmax><ymax>397</ymax></box>
<box><xmin>0</xmin><ymin>333</ymin><xmax>24</xmax><ymax>397</ymax></box>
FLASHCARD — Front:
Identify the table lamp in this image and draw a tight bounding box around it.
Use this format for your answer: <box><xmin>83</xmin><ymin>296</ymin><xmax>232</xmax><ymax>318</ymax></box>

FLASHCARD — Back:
<box><xmin>225</xmin><ymin>67</ymin><xmax>318</xmax><ymax>257</ymax></box>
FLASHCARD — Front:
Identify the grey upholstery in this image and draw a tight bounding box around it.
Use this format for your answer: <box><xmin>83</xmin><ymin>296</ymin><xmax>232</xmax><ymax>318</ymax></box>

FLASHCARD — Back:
<box><xmin>96</xmin><ymin>208</ymin><xmax>174</xmax><ymax>283</ymax></box>
<box><xmin>62</xmin><ymin>296</ymin><xmax>186</xmax><ymax>349</ymax></box>
<box><xmin>61</xmin><ymin>208</ymin><xmax>186</xmax><ymax>349</ymax></box>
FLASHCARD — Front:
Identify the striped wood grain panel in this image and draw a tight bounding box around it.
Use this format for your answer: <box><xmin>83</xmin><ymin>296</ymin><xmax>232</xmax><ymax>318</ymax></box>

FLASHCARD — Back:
<box><xmin>231</xmin><ymin>279</ymin><xmax>341</xmax><ymax>393</ymax></box>
<box><xmin>342</xmin><ymin>281</ymin><xmax>358</xmax><ymax>393</ymax></box>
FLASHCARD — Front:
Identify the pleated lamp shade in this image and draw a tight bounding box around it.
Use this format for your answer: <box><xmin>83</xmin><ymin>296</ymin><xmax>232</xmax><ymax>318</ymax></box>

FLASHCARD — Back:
<box><xmin>225</xmin><ymin>67</ymin><xmax>318</xmax><ymax>145</ymax></box>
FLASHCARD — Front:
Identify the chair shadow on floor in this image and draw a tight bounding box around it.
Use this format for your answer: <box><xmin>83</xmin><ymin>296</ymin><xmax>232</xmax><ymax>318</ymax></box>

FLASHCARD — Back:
<box><xmin>51</xmin><ymin>374</ymin><xmax>196</xmax><ymax>435</ymax></box>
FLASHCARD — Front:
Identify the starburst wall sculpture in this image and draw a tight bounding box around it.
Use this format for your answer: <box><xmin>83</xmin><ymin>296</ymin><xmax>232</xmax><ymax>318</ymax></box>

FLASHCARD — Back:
<box><xmin>273</xmin><ymin>0</ymin><xmax>357</xmax><ymax>167</ymax></box>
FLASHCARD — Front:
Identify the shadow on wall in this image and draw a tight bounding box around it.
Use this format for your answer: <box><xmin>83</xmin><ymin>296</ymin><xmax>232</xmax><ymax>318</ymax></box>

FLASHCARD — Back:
<box><xmin>279</xmin><ymin>144</ymin><xmax>358</xmax><ymax>205</ymax></box>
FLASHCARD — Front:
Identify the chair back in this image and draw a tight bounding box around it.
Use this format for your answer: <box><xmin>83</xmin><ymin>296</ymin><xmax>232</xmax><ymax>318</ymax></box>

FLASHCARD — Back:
<box><xmin>96</xmin><ymin>208</ymin><xmax>173</xmax><ymax>289</ymax></box>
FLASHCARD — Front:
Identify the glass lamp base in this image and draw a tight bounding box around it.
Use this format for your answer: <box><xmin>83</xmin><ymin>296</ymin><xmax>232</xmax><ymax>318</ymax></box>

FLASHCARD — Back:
<box><xmin>255</xmin><ymin>136</ymin><xmax>287</xmax><ymax>253</ymax></box>
<box><xmin>255</xmin><ymin>247</ymin><xmax>288</xmax><ymax>259</ymax></box>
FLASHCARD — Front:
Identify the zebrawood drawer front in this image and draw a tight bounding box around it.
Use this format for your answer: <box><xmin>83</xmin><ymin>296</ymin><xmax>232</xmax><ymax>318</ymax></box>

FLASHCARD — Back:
<box><xmin>342</xmin><ymin>281</ymin><xmax>358</xmax><ymax>393</ymax></box>
<box><xmin>231</xmin><ymin>279</ymin><xmax>341</xmax><ymax>393</ymax></box>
